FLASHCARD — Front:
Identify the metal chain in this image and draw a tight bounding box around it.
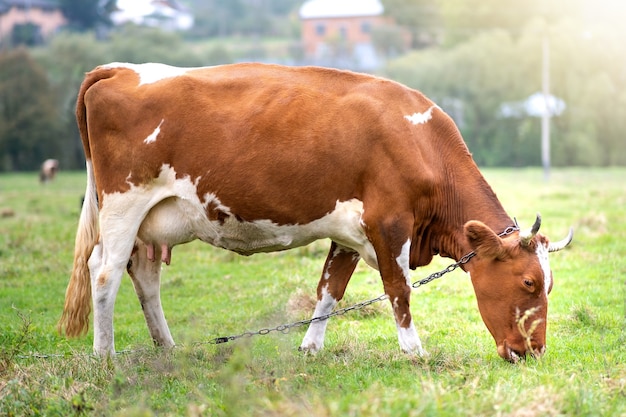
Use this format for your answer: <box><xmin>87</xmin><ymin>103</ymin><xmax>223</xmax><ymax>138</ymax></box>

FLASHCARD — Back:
<box><xmin>412</xmin><ymin>224</ymin><xmax>519</xmax><ymax>288</ymax></box>
<box><xmin>199</xmin><ymin>294</ymin><xmax>390</xmax><ymax>345</ymax></box>
<box><xmin>204</xmin><ymin>224</ymin><xmax>520</xmax><ymax>345</ymax></box>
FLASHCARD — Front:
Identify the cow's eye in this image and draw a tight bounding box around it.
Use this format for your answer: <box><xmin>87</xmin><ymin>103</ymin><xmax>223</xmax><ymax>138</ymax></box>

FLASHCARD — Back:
<box><xmin>523</xmin><ymin>279</ymin><xmax>534</xmax><ymax>288</ymax></box>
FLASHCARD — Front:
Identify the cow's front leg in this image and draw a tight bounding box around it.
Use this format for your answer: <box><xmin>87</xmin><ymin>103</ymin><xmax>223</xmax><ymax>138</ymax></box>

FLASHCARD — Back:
<box><xmin>385</xmin><ymin>238</ymin><xmax>425</xmax><ymax>355</ymax></box>
<box><xmin>368</xmin><ymin>218</ymin><xmax>426</xmax><ymax>355</ymax></box>
<box><xmin>300</xmin><ymin>242</ymin><xmax>360</xmax><ymax>353</ymax></box>
<box><xmin>127</xmin><ymin>241</ymin><xmax>175</xmax><ymax>348</ymax></box>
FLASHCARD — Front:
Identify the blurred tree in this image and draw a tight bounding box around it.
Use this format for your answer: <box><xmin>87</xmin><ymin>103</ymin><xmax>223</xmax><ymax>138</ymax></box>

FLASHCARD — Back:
<box><xmin>186</xmin><ymin>0</ymin><xmax>300</xmax><ymax>39</ymax></box>
<box><xmin>0</xmin><ymin>48</ymin><xmax>61</xmax><ymax>171</ymax></box>
<box><xmin>380</xmin><ymin>0</ymin><xmax>582</xmax><ymax>48</ymax></box>
<box><xmin>10</xmin><ymin>23</ymin><xmax>43</xmax><ymax>47</ymax></box>
<box><xmin>60</xmin><ymin>0</ymin><xmax>115</xmax><ymax>31</ymax></box>
<box><xmin>205</xmin><ymin>45</ymin><xmax>234</xmax><ymax>65</ymax></box>
<box><xmin>381</xmin><ymin>0</ymin><xmax>442</xmax><ymax>48</ymax></box>
<box><xmin>548</xmin><ymin>19</ymin><xmax>626</xmax><ymax>166</ymax></box>
<box><xmin>438</xmin><ymin>0</ymin><xmax>540</xmax><ymax>45</ymax></box>
<box><xmin>33</xmin><ymin>32</ymin><xmax>110</xmax><ymax>169</ymax></box>
<box><xmin>107</xmin><ymin>26</ymin><xmax>205</xmax><ymax>66</ymax></box>
<box><xmin>372</xmin><ymin>24</ymin><xmax>409</xmax><ymax>57</ymax></box>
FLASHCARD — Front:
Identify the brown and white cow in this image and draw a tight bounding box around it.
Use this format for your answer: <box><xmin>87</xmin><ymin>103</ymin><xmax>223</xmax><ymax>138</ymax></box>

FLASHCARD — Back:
<box><xmin>40</xmin><ymin>159</ymin><xmax>59</xmax><ymax>183</ymax></box>
<box><xmin>58</xmin><ymin>62</ymin><xmax>573</xmax><ymax>361</ymax></box>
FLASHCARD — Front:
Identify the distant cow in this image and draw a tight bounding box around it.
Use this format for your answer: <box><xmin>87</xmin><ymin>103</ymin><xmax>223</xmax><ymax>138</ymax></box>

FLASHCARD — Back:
<box><xmin>58</xmin><ymin>62</ymin><xmax>573</xmax><ymax>361</ymax></box>
<box><xmin>40</xmin><ymin>159</ymin><xmax>59</xmax><ymax>183</ymax></box>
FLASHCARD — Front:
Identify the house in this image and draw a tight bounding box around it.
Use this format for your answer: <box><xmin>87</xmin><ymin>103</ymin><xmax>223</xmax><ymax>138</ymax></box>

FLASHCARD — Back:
<box><xmin>0</xmin><ymin>0</ymin><xmax>66</xmax><ymax>44</ymax></box>
<box><xmin>299</xmin><ymin>0</ymin><xmax>389</xmax><ymax>70</ymax></box>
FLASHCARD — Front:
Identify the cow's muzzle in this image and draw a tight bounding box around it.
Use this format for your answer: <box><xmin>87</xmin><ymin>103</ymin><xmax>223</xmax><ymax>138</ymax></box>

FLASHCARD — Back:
<box><xmin>497</xmin><ymin>341</ymin><xmax>546</xmax><ymax>363</ymax></box>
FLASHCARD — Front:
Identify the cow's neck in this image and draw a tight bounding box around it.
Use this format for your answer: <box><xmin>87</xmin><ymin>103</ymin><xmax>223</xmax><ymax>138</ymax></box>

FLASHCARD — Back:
<box><xmin>427</xmin><ymin>145</ymin><xmax>513</xmax><ymax>267</ymax></box>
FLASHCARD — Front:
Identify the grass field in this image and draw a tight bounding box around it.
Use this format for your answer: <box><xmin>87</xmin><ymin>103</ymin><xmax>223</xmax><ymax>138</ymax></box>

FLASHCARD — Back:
<box><xmin>0</xmin><ymin>168</ymin><xmax>625</xmax><ymax>416</ymax></box>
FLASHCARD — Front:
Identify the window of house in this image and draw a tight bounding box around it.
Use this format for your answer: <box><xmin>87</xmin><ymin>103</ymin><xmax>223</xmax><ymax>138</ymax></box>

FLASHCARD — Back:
<box><xmin>315</xmin><ymin>24</ymin><xmax>326</xmax><ymax>36</ymax></box>
<box><xmin>361</xmin><ymin>21</ymin><xmax>372</xmax><ymax>34</ymax></box>
<box><xmin>339</xmin><ymin>26</ymin><xmax>347</xmax><ymax>39</ymax></box>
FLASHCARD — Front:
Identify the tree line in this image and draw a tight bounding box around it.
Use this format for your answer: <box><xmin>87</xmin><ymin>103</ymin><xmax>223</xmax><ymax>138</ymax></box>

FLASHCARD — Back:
<box><xmin>0</xmin><ymin>0</ymin><xmax>624</xmax><ymax>170</ymax></box>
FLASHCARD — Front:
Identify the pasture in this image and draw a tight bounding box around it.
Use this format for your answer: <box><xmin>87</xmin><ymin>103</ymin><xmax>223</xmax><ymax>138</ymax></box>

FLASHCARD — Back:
<box><xmin>0</xmin><ymin>168</ymin><xmax>625</xmax><ymax>416</ymax></box>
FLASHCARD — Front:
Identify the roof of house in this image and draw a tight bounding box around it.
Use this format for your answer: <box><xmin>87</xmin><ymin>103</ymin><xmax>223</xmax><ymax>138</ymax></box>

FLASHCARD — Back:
<box><xmin>299</xmin><ymin>0</ymin><xmax>384</xmax><ymax>19</ymax></box>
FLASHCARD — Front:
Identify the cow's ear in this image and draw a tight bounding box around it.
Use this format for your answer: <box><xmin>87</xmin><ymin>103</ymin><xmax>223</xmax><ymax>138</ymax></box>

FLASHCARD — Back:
<box><xmin>464</xmin><ymin>220</ymin><xmax>505</xmax><ymax>259</ymax></box>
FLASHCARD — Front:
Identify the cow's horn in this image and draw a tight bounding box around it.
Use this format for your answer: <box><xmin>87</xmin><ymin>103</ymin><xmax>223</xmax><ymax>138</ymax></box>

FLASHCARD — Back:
<box><xmin>520</xmin><ymin>213</ymin><xmax>542</xmax><ymax>246</ymax></box>
<box><xmin>548</xmin><ymin>227</ymin><xmax>574</xmax><ymax>252</ymax></box>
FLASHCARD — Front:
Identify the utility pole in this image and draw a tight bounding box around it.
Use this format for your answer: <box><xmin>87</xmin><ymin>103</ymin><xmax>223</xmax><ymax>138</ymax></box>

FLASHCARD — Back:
<box><xmin>541</xmin><ymin>34</ymin><xmax>551</xmax><ymax>181</ymax></box>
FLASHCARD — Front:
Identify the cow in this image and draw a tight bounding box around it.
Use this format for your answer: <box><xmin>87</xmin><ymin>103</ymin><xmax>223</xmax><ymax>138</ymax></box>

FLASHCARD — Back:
<box><xmin>40</xmin><ymin>159</ymin><xmax>59</xmax><ymax>183</ymax></box>
<box><xmin>58</xmin><ymin>62</ymin><xmax>573</xmax><ymax>361</ymax></box>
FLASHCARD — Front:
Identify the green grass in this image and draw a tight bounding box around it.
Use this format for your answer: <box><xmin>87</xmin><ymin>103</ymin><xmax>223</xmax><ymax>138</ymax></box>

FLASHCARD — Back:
<box><xmin>0</xmin><ymin>168</ymin><xmax>625</xmax><ymax>416</ymax></box>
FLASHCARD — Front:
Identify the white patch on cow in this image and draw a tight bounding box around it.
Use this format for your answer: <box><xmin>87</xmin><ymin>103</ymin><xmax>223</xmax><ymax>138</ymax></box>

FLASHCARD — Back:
<box><xmin>396</xmin><ymin>320</ymin><xmax>425</xmax><ymax>355</ymax></box>
<box><xmin>202</xmin><ymin>192</ymin><xmax>233</xmax><ymax>215</ymax></box>
<box><xmin>201</xmin><ymin>197</ymin><xmax>379</xmax><ymax>268</ymax></box>
<box><xmin>101</xmin><ymin>62</ymin><xmax>195</xmax><ymax>86</ymax></box>
<box><xmin>300</xmin><ymin>285</ymin><xmax>338</xmax><ymax>353</ymax></box>
<box><xmin>404</xmin><ymin>105</ymin><xmax>440</xmax><ymax>125</ymax></box>
<box><xmin>144</xmin><ymin>119</ymin><xmax>164</xmax><ymax>144</ymax></box>
<box><xmin>396</xmin><ymin>239</ymin><xmax>411</xmax><ymax>286</ymax></box>
<box><xmin>536</xmin><ymin>243</ymin><xmax>551</xmax><ymax>295</ymax></box>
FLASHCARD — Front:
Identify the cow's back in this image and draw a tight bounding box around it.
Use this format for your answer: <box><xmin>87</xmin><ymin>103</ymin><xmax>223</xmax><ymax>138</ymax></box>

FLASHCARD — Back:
<box><xmin>82</xmin><ymin>63</ymin><xmax>451</xmax><ymax>226</ymax></box>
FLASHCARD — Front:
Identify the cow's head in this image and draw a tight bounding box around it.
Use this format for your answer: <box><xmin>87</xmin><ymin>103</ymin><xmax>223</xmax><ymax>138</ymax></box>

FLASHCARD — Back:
<box><xmin>464</xmin><ymin>215</ymin><xmax>573</xmax><ymax>362</ymax></box>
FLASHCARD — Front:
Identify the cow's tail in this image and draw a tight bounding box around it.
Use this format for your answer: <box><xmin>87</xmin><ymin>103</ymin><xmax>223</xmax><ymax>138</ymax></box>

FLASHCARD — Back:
<box><xmin>58</xmin><ymin>69</ymin><xmax>110</xmax><ymax>337</ymax></box>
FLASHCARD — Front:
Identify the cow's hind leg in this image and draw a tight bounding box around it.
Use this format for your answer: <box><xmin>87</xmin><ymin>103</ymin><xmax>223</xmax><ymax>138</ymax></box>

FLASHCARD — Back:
<box><xmin>300</xmin><ymin>241</ymin><xmax>360</xmax><ymax>353</ymax></box>
<box><xmin>127</xmin><ymin>241</ymin><xmax>175</xmax><ymax>348</ymax></box>
<box><xmin>88</xmin><ymin>241</ymin><xmax>110</xmax><ymax>354</ymax></box>
<box><xmin>91</xmin><ymin>204</ymin><xmax>151</xmax><ymax>356</ymax></box>
<box><xmin>90</xmin><ymin>237</ymin><xmax>134</xmax><ymax>356</ymax></box>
